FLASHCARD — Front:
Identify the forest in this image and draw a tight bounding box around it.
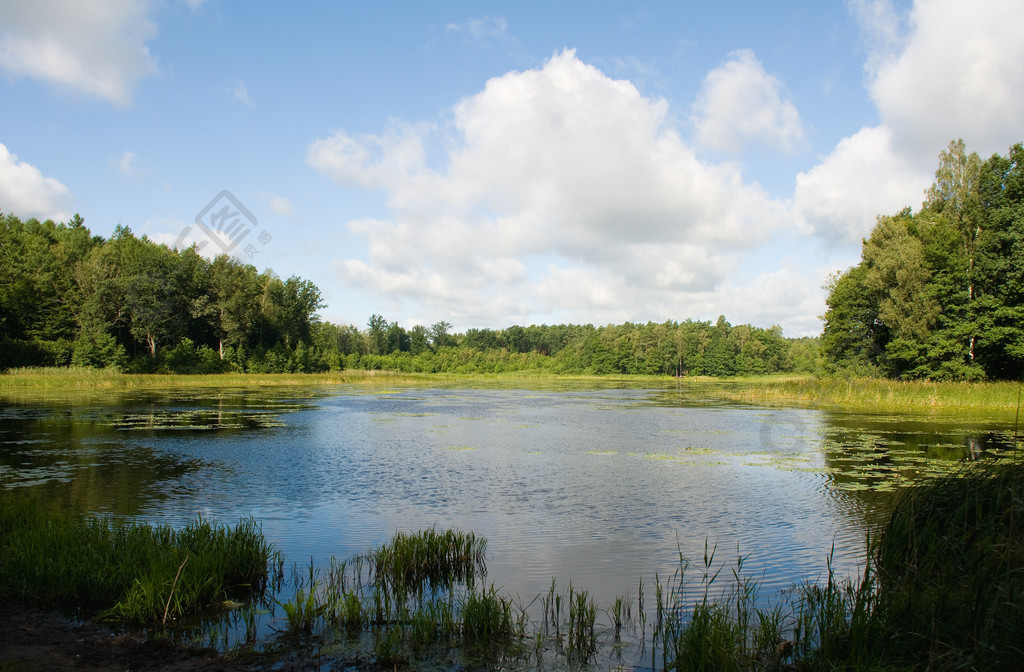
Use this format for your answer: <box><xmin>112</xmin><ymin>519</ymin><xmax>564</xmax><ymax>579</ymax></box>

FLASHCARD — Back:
<box><xmin>0</xmin><ymin>213</ymin><xmax>818</xmax><ymax>376</ymax></box>
<box><xmin>7</xmin><ymin>137</ymin><xmax>1018</xmax><ymax>381</ymax></box>
<box><xmin>822</xmin><ymin>140</ymin><xmax>1024</xmax><ymax>380</ymax></box>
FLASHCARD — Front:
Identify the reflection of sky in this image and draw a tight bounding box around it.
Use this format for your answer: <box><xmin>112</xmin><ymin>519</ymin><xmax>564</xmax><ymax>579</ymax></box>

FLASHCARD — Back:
<box><xmin>2</xmin><ymin>388</ymin><xmax>1011</xmax><ymax>612</ymax></box>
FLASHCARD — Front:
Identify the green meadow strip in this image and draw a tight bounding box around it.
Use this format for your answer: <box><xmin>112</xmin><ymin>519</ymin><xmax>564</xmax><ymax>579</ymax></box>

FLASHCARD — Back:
<box><xmin>4</xmin><ymin>367</ymin><xmax>1021</xmax><ymax>414</ymax></box>
<box><xmin>693</xmin><ymin>375</ymin><xmax>1024</xmax><ymax>413</ymax></box>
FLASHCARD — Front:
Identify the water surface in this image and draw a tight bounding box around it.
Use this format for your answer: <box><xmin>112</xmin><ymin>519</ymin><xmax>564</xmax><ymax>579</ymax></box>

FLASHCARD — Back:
<box><xmin>1</xmin><ymin>383</ymin><xmax>1016</xmax><ymax>626</ymax></box>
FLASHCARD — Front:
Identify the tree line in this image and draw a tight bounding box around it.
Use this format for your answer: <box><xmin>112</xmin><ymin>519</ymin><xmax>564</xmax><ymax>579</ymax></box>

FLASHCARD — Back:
<box><xmin>0</xmin><ymin>214</ymin><xmax>323</xmax><ymax>373</ymax></box>
<box><xmin>822</xmin><ymin>139</ymin><xmax>1024</xmax><ymax>380</ymax></box>
<box><xmin>0</xmin><ymin>212</ymin><xmax>818</xmax><ymax>376</ymax></box>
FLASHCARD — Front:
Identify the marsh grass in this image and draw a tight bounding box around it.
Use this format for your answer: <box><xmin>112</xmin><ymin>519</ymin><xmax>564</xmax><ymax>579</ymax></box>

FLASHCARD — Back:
<box><xmin>0</xmin><ymin>366</ymin><xmax>448</xmax><ymax>394</ymax></box>
<box><xmin>0</xmin><ymin>492</ymin><xmax>275</xmax><ymax>624</ymax></box>
<box><xmin>370</xmin><ymin>528</ymin><xmax>486</xmax><ymax>598</ymax></box>
<box><xmin>654</xmin><ymin>460</ymin><xmax>1023</xmax><ymax>672</ymax></box>
<box><xmin>868</xmin><ymin>459</ymin><xmax>1024</xmax><ymax>670</ymax></box>
<box><xmin>697</xmin><ymin>374</ymin><xmax>1024</xmax><ymax>413</ymax></box>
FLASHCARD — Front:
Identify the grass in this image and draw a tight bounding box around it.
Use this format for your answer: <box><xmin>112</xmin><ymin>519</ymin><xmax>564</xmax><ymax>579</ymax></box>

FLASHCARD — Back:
<box><xmin>0</xmin><ymin>366</ymin><xmax>449</xmax><ymax>393</ymax></box>
<box><xmin>4</xmin><ymin>367</ymin><xmax>1022</xmax><ymax>414</ymax></box>
<box><xmin>653</xmin><ymin>459</ymin><xmax>1023</xmax><ymax>672</ymax></box>
<box><xmin>692</xmin><ymin>374</ymin><xmax>1024</xmax><ymax>413</ymax></box>
<box><xmin>868</xmin><ymin>459</ymin><xmax>1024</xmax><ymax>669</ymax></box>
<box><xmin>370</xmin><ymin>528</ymin><xmax>486</xmax><ymax>598</ymax></box>
<box><xmin>0</xmin><ymin>492</ymin><xmax>277</xmax><ymax>624</ymax></box>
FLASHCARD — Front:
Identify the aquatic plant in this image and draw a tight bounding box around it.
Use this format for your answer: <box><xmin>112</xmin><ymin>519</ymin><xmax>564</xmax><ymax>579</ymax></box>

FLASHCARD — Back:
<box><xmin>0</xmin><ymin>492</ymin><xmax>276</xmax><ymax>623</ymax></box>
<box><xmin>369</xmin><ymin>527</ymin><xmax>486</xmax><ymax>598</ymax></box>
<box><xmin>868</xmin><ymin>459</ymin><xmax>1024</xmax><ymax>669</ymax></box>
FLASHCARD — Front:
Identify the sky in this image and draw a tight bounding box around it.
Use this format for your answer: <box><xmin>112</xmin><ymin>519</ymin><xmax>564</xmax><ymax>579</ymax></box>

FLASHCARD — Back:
<box><xmin>1</xmin><ymin>0</ymin><xmax>1023</xmax><ymax>337</ymax></box>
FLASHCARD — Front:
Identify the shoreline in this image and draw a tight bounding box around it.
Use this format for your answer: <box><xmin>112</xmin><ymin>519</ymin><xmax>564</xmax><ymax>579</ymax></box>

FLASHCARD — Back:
<box><xmin>2</xmin><ymin>367</ymin><xmax>1022</xmax><ymax>414</ymax></box>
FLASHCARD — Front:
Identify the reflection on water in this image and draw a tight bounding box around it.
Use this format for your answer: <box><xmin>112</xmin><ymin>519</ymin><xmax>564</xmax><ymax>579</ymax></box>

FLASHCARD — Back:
<box><xmin>1</xmin><ymin>384</ymin><xmax>1016</xmax><ymax>618</ymax></box>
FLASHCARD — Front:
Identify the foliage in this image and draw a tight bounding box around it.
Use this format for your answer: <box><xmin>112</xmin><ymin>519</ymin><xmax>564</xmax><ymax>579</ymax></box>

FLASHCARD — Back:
<box><xmin>1</xmin><ymin>212</ymin><xmax>818</xmax><ymax>377</ymax></box>
<box><xmin>823</xmin><ymin>139</ymin><xmax>1024</xmax><ymax>380</ymax></box>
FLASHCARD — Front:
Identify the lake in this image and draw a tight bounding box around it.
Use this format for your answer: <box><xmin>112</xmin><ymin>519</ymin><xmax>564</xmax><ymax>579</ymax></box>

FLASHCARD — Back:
<box><xmin>1</xmin><ymin>381</ymin><xmax>1018</xmax><ymax>662</ymax></box>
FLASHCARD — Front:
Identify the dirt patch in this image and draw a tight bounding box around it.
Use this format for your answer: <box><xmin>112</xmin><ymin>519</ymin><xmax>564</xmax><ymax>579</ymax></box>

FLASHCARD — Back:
<box><xmin>0</xmin><ymin>606</ymin><xmax>248</xmax><ymax>672</ymax></box>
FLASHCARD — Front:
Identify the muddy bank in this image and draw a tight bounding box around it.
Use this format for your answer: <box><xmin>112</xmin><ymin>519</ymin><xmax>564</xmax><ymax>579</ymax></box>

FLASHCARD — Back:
<box><xmin>0</xmin><ymin>606</ymin><xmax>248</xmax><ymax>672</ymax></box>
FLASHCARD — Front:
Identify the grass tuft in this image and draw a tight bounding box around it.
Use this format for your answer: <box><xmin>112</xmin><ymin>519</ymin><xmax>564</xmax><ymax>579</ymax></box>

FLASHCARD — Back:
<box><xmin>0</xmin><ymin>493</ymin><xmax>276</xmax><ymax>624</ymax></box>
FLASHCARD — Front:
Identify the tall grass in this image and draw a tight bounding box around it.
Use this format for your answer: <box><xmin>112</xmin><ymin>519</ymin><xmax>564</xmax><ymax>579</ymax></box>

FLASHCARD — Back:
<box><xmin>701</xmin><ymin>375</ymin><xmax>1024</xmax><ymax>413</ymax></box>
<box><xmin>370</xmin><ymin>527</ymin><xmax>486</xmax><ymax>598</ymax></box>
<box><xmin>0</xmin><ymin>492</ymin><xmax>276</xmax><ymax>623</ymax></box>
<box><xmin>655</xmin><ymin>460</ymin><xmax>1023</xmax><ymax>672</ymax></box>
<box><xmin>868</xmin><ymin>460</ymin><xmax>1024</xmax><ymax>669</ymax></box>
<box><xmin>0</xmin><ymin>366</ymin><xmax>447</xmax><ymax>394</ymax></box>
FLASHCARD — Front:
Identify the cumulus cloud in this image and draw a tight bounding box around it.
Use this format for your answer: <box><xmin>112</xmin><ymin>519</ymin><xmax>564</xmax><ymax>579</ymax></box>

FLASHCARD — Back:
<box><xmin>797</xmin><ymin>0</ymin><xmax>1024</xmax><ymax>247</ymax></box>
<box><xmin>0</xmin><ymin>142</ymin><xmax>73</xmax><ymax>220</ymax></box>
<box><xmin>865</xmin><ymin>0</ymin><xmax>1024</xmax><ymax>159</ymax></box>
<box><xmin>309</xmin><ymin>50</ymin><xmax>800</xmax><ymax>330</ymax></box>
<box><xmin>692</xmin><ymin>49</ymin><xmax>806</xmax><ymax>154</ymax></box>
<box><xmin>0</xmin><ymin>0</ymin><xmax>159</xmax><ymax>106</ymax></box>
<box><xmin>794</xmin><ymin>126</ymin><xmax>931</xmax><ymax>245</ymax></box>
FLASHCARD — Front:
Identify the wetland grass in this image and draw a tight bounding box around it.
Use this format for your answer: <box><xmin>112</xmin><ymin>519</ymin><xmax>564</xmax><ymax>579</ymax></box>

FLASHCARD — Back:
<box><xmin>0</xmin><ymin>366</ymin><xmax>452</xmax><ymax>398</ymax></box>
<box><xmin>868</xmin><ymin>459</ymin><xmax>1024</xmax><ymax>670</ymax></box>
<box><xmin>0</xmin><ymin>492</ymin><xmax>276</xmax><ymax>624</ymax></box>
<box><xmin>697</xmin><ymin>374</ymin><xmax>1024</xmax><ymax>413</ymax></box>
<box><xmin>654</xmin><ymin>460</ymin><xmax>1024</xmax><ymax>672</ymax></box>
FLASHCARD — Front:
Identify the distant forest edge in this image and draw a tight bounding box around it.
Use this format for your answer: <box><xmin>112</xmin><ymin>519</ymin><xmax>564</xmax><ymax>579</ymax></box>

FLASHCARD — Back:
<box><xmin>0</xmin><ymin>212</ymin><xmax>816</xmax><ymax>377</ymax></box>
<box><xmin>822</xmin><ymin>139</ymin><xmax>1024</xmax><ymax>381</ymax></box>
<box><xmin>2</xmin><ymin>138</ymin><xmax>1021</xmax><ymax>381</ymax></box>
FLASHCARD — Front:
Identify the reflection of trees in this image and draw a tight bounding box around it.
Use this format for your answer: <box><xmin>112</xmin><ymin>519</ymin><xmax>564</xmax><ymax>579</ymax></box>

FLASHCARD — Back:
<box><xmin>0</xmin><ymin>405</ymin><xmax>209</xmax><ymax>516</ymax></box>
<box><xmin>1</xmin><ymin>389</ymin><xmax>318</xmax><ymax>517</ymax></box>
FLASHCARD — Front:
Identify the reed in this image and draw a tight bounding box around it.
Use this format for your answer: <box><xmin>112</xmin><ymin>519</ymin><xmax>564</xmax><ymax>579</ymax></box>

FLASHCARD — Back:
<box><xmin>0</xmin><ymin>492</ymin><xmax>275</xmax><ymax>623</ymax></box>
<box><xmin>9</xmin><ymin>464</ymin><xmax>1020</xmax><ymax>669</ymax></box>
<box><xmin>0</xmin><ymin>366</ymin><xmax>453</xmax><ymax>396</ymax></box>
<box><xmin>868</xmin><ymin>459</ymin><xmax>1024</xmax><ymax>670</ymax></box>
<box><xmin>369</xmin><ymin>528</ymin><xmax>486</xmax><ymax>598</ymax></box>
<box><xmin>460</xmin><ymin>584</ymin><xmax>517</xmax><ymax>646</ymax></box>
<box><xmin>697</xmin><ymin>374</ymin><xmax>1024</xmax><ymax>413</ymax></box>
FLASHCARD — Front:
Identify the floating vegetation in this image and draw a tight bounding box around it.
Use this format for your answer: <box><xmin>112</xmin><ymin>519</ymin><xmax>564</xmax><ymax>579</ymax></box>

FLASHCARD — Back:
<box><xmin>444</xmin><ymin>445</ymin><xmax>479</xmax><ymax>451</ymax></box>
<box><xmin>111</xmin><ymin>409</ymin><xmax>286</xmax><ymax>431</ymax></box>
<box><xmin>585</xmin><ymin>450</ymin><xmax>617</xmax><ymax>455</ymax></box>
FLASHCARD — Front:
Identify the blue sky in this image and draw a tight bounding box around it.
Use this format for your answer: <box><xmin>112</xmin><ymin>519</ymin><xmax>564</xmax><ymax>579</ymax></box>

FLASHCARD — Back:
<box><xmin>2</xmin><ymin>0</ymin><xmax>1022</xmax><ymax>337</ymax></box>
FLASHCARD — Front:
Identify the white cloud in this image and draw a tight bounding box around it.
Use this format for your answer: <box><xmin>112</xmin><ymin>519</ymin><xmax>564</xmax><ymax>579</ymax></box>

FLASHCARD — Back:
<box><xmin>115</xmin><ymin>150</ymin><xmax>142</xmax><ymax>177</ymax></box>
<box><xmin>445</xmin><ymin>16</ymin><xmax>508</xmax><ymax>43</ymax></box>
<box><xmin>794</xmin><ymin>126</ymin><xmax>931</xmax><ymax>245</ymax></box>
<box><xmin>796</xmin><ymin>0</ymin><xmax>1024</xmax><ymax>248</ymax></box>
<box><xmin>0</xmin><ymin>0</ymin><xmax>159</xmax><ymax>106</ymax></box>
<box><xmin>268</xmin><ymin>195</ymin><xmax>294</xmax><ymax>218</ymax></box>
<box><xmin>309</xmin><ymin>50</ymin><xmax>802</xmax><ymax>331</ymax></box>
<box><xmin>229</xmin><ymin>79</ymin><xmax>252</xmax><ymax>107</ymax></box>
<box><xmin>865</xmin><ymin>0</ymin><xmax>1024</xmax><ymax>160</ymax></box>
<box><xmin>692</xmin><ymin>49</ymin><xmax>806</xmax><ymax>154</ymax></box>
<box><xmin>0</xmin><ymin>142</ymin><xmax>73</xmax><ymax>220</ymax></box>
